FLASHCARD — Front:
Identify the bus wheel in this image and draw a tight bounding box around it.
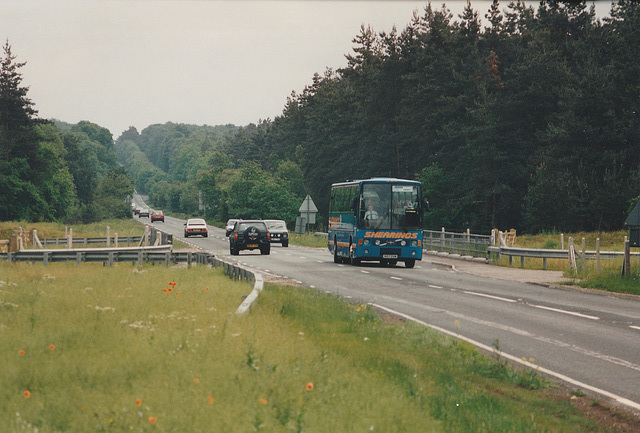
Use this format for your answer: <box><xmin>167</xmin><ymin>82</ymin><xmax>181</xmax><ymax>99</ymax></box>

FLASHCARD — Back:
<box><xmin>349</xmin><ymin>241</ymin><xmax>360</xmax><ymax>266</ymax></box>
<box><xmin>405</xmin><ymin>259</ymin><xmax>416</xmax><ymax>268</ymax></box>
<box><xmin>333</xmin><ymin>238</ymin><xmax>340</xmax><ymax>263</ymax></box>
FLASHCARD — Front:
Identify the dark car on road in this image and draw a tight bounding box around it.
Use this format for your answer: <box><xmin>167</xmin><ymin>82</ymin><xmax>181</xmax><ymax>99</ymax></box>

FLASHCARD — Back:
<box><xmin>229</xmin><ymin>220</ymin><xmax>271</xmax><ymax>255</ymax></box>
<box><xmin>264</xmin><ymin>219</ymin><xmax>289</xmax><ymax>247</ymax></box>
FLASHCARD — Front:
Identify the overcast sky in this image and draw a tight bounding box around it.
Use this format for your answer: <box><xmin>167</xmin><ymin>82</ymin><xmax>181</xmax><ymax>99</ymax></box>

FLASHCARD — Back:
<box><xmin>2</xmin><ymin>0</ymin><xmax>610</xmax><ymax>138</ymax></box>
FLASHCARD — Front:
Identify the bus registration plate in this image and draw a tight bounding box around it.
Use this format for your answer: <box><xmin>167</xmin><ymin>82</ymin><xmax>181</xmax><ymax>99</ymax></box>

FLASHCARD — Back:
<box><xmin>247</xmin><ymin>244</ymin><xmax>258</xmax><ymax>248</ymax></box>
<box><xmin>383</xmin><ymin>254</ymin><xmax>398</xmax><ymax>259</ymax></box>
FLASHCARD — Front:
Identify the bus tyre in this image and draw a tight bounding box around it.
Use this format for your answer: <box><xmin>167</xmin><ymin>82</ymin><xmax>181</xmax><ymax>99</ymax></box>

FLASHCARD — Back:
<box><xmin>333</xmin><ymin>239</ymin><xmax>340</xmax><ymax>263</ymax></box>
<box><xmin>405</xmin><ymin>259</ymin><xmax>416</xmax><ymax>268</ymax></box>
<box><xmin>349</xmin><ymin>241</ymin><xmax>360</xmax><ymax>266</ymax></box>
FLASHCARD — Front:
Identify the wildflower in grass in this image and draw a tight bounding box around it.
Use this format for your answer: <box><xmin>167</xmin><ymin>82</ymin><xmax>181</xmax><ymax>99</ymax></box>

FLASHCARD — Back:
<box><xmin>148</xmin><ymin>416</ymin><xmax>157</xmax><ymax>424</ymax></box>
<box><xmin>193</xmin><ymin>378</ymin><xmax>200</xmax><ymax>384</ymax></box>
<box><xmin>306</xmin><ymin>382</ymin><xmax>314</xmax><ymax>391</ymax></box>
<box><xmin>23</xmin><ymin>390</ymin><xmax>31</xmax><ymax>399</ymax></box>
<box><xmin>175</xmin><ymin>292</ymin><xmax>180</xmax><ymax>296</ymax></box>
<box><xmin>260</xmin><ymin>398</ymin><xmax>267</xmax><ymax>405</ymax></box>
<box><xmin>207</xmin><ymin>396</ymin><xmax>214</xmax><ymax>404</ymax></box>
<box><xmin>529</xmin><ymin>358</ymin><xmax>535</xmax><ymax>363</ymax></box>
<box><xmin>163</xmin><ymin>289</ymin><xmax>167</xmax><ymax>294</ymax></box>
<box><xmin>49</xmin><ymin>344</ymin><xmax>55</xmax><ymax>351</ymax></box>
<box><xmin>168</xmin><ymin>288</ymin><xmax>172</xmax><ymax>293</ymax></box>
<box><xmin>19</xmin><ymin>350</ymin><xmax>25</xmax><ymax>355</ymax></box>
<box><xmin>205</xmin><ymin>287</ymin><xmax>209</xmax><ymax>292</ymax></box>
<box><xmin>136</xmin><ymin>398</ymin><xmax>142</xmax><ymax>406</ymax></box>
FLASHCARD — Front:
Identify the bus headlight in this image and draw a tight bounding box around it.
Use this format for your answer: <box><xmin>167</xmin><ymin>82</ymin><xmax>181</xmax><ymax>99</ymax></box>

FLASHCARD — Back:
<box><xmin>364</xmin><ymin>239</ymin><xmax>370</xmax><ymax>245</ymax></box>
<box><xmin>375</xmin><ymin>240</ymin><xmax>381</xmax><ymax>246</ymax></box>
<box><xmin>411</xmin><ymin>240</ymin><xmax>418</xmax><ymax>247</ymax></box>
<box><xmin>401</xmin><ymin>240</ymin><xmax>406</xmax><ymax>246</ymax></box>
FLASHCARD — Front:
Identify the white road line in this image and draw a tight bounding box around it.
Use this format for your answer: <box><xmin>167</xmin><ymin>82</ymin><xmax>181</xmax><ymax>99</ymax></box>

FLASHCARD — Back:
<box><xmin>428</xmin><ymin>284</ymin><xmax>443</xmax><ymax>289</ymax></box>
<box><xmin>630</xmin><ymin>325</ymin><xmax>640</xmax><ymax>331</ymax></box>
<box><xmin>390</xmin><ymin>276</ymin><xmax>403</xmax><ymax>281</ymax></box>
<box><xmin>463</xmin><ymin>291</ymin><xmax>518</xmax><ymax>303</ymax></box>
<box><xmin>372</xmin><ymin>303</ymin><xmax>640</xmax><ymax>413</ymax></box>
<box><xmin>531</xmin><ymin>304</ymin><xmax>600</xmax><ymax>321</ymax></box>
<box><xmin>361</xmin><ymin>270</ymin><xmax>370</xmax><ymax>274</ymax></box>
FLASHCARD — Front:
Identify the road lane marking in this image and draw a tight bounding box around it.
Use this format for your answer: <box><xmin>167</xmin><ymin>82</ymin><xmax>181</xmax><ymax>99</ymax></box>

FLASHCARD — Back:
<box><xmin>531</xmin><ymin>304</ymin><xmax>600</xmax><ymax>321</ymax></box>
<box><xmin>428</xmin><ymin>284</ymin><xmax>443</xmax><ymax>289</ymax></box>
<box><xmin>361</xmin><ymin>270</ymin><xmax>370</xmax><ymax>274</ymax></box>
<box><xmin>371</xmin><ymin>303</ymin><xmax>640</xmax><ymax>413</ymax></box>
<box><xmin>462</xmin><ymin>291</ymin><xmax>517</xmax><ymax>303</ymax></box>
<box><xmin>390</xmin><ymin>276</ymin><xmax>402</xmax><ymax>281</ymax></box>
<box><xmin>630</xmin><ymin>325</ymin><xmax>640</xmax><ymax>331</ymax></box>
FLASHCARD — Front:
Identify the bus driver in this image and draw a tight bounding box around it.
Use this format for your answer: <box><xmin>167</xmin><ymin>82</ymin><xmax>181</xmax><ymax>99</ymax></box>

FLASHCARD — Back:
<box><xmin>364</xmin><ymin>204</ymin><xmax>378</xmax><ymax>220</ymax></box>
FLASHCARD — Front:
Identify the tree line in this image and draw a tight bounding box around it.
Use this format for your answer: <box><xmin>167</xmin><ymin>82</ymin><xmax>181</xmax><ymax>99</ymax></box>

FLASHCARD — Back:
<box><xmin>118</xmin><ymin>1</ymin><xmax>640</xmax><ymax>234</ymax></box>
<box><xmin>0</xmin><ymin>41</ymin><xmax>132</xmax><ymax>223</ymax></box>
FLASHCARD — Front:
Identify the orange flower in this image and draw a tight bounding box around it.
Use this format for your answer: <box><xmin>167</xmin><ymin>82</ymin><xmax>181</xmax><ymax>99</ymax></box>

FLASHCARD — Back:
<box><xmin>306</xmin><ymin>382</ymin><xmax>314</xmax><ymax>391</ymax></box>
<box><xmin>18</xmin><ymin>350</ymin><xmax>25</xmax><ymax>355</ymax></box>
<box><xmin>163</xmin><ymin>289</ymin><xmax>167</xmax><ymax>294</ymax></box>
<box><xmin>259</xmin><ymin>398</ymin><xmax>268</xmax><ymax>405</ymax></box>
<box><xmin>49</xmin><ymin>344</ymin><xmax>55</xmax><ymax>351</ymax></box>
<box><xmin>23</xmin><ymin>390</ymin><xmax>31</xmax><ymax>398</ymax></box>
<box><xmin>193</xmin><ymin>378</ymin><xmax>200</xmax><ymax>384</ymax></box>
<box><xmin>135</xmin><ymin>398</ymin><xmax>142</xmax><ymax>406</ymax></box>
<box><xmin>175</xmin><ymin>292</ymin><xmax>180</xmax><ymax>296</ymax></box>
<box><xmin>205</xmin><ymin>287</ymin><xmax>209</xmax><ymax>292</ymax></box>
<box><xmin>148</xmin><ymin>416</ymin><xmax>157</xmax><ymax>424</ymax></box>
<box><xmin>167</xmin><ymin>288</ymin><xmax>172</xmax><ymax>292</ymax></box>
<box><xmin>207</xmin><ymin>395</ymin><xmax>214</xmax><ymax>404</ymax></box>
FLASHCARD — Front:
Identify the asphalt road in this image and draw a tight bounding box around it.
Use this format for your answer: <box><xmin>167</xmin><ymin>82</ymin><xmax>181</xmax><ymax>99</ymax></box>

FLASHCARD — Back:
<box><xmin>133</xmin><ymin>201</ymin><xmax>640</xmax><ymax>413</ymax></box>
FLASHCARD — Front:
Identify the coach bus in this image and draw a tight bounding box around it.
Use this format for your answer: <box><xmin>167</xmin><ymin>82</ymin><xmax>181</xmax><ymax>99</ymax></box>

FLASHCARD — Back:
<box><xmin>328</xmin><ymin>177</ymin><xmax>426</xmax><ymax>268</ymax></box>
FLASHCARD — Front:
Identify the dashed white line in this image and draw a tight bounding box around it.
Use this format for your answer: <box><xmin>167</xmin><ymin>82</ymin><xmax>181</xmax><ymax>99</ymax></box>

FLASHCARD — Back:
<box><xmin>531</xmin><ymin>304</ymin><xmax>600</xmax><ymax>321</ymax></box>
<box><xmin>463</xmin><ymin>291</ymin><xmax>517</xmax><ymax>303</ymax></box>
<box><xmin>390</xmin><ymin>276</ymin><xmax>403</xmax><ymax>281</ymax></box>
<box><xmin>630</xmin><ymin>325</ymin><xmax>640</xmax><ymax>331</ymax></box>
<box><xmin>360</xmin><ymin>270</ymin><xmax>370</xmax><ymax>274</ymax></box>
<box><xmin>428</xmin><ymin>284</ymin><xmax>443</xmax><ymax>289</ymax></box>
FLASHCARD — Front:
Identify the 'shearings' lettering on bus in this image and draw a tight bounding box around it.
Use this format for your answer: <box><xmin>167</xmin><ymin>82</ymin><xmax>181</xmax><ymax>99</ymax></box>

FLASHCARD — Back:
<box><xmin>364</xmin><ymin>232</ymin><xmax>418</xmax><ymax>239</ymax></box>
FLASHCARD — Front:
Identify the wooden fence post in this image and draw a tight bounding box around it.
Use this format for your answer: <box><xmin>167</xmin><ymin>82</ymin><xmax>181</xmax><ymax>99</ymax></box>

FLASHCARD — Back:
<box><xmin>596</xmin><ymin>238</ymin><xmax>601</xmax><ymax>275</ymax></box>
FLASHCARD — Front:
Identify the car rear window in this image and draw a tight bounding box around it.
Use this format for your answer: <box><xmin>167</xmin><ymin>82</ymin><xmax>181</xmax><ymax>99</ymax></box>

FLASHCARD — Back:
<box><xmin>238</xmin><ymin>222</ymin><xmax>267</xmax><ymax>231</ymax></box>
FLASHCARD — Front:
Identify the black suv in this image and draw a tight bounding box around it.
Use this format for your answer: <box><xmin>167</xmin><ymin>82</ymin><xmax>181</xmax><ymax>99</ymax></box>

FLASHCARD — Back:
<box><xmin>229</xmin><ymin>220</ymin><xmax>271</xmax><ymax>255</ymax></box>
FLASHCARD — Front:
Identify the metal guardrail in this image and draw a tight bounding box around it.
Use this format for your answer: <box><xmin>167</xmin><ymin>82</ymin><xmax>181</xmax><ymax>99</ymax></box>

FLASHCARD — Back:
<box><xmin>39</xmin><ymin>236</ymin><xmax>142</xmax><ymax>247</ymax></box>
<box><xmin>488</xmin><ymin>246</ymin><xmax>639</xmax><ymax>270</ymax></box>
<box><xmin>423</xmin><ymin>229</ymin><xmax>491</xmax><ymax>258</ymax></box>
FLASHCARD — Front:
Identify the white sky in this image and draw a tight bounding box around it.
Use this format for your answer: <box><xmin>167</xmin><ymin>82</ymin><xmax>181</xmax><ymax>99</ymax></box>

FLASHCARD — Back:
<box><xmin>2</xmin><ymin>0</ymin><xmax>611</xmax><ymax>138</ymax></box>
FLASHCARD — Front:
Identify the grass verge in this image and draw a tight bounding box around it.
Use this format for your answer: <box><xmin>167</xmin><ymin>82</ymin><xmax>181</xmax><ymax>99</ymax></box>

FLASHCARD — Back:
<box><xmin>1</xmin><ymin>261</ymin><xmax>629</xmax><ymax>432</ymax></box>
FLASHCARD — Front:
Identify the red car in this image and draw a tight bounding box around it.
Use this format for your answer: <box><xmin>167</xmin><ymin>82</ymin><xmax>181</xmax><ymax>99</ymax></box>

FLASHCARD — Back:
<box><xmin>150</xmin><ymin>210</ymin><xmax>165</xmax><ymax>222</ymax></box>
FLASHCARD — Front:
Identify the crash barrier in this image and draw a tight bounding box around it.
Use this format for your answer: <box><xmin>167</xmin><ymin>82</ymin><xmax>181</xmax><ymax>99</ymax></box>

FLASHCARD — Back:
<box><xmin>488</xmin><ymin>241</ymin><xmax>640</xmax><ymax>271</ymax></box>
<box><xmin>1</xmin><ymin>245</ymin><xmax>255</xmax><ymax>281</ymax></box>
<box><xmin>423</xmin><ymin>229</ymin><xmax>492</xmax><ymax>258</ymax></box>
<box><xmin>39</xmin><ymin>236</ymin><xmax>142</xmax><ymax>247</ymax></box>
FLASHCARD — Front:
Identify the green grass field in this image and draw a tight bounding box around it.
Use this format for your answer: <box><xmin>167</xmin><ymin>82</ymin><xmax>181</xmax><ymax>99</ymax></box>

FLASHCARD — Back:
<box><xmin>0</xmin><ymin>261</ymin><xmax>619</xmax><ymax>432</ymax></box>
